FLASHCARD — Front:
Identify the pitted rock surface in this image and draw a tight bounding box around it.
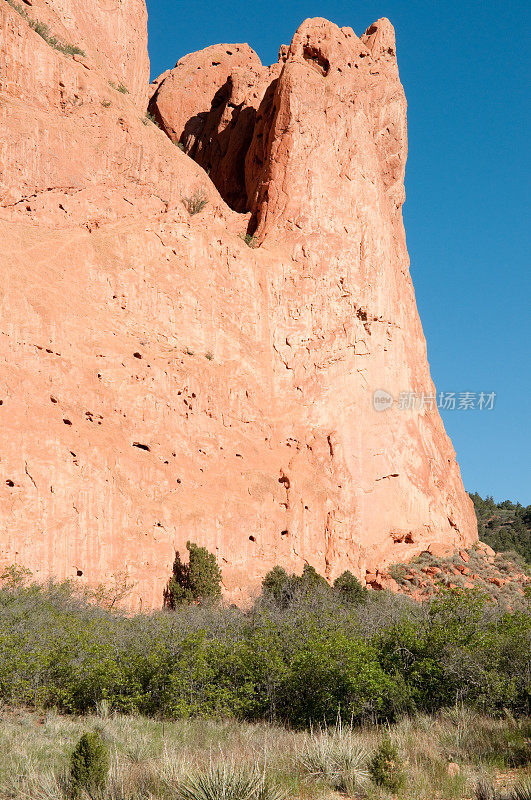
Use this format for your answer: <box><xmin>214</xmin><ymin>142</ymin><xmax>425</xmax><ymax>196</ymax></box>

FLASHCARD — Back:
<box><xmin>0</xmin><ymin>6</ymin><xmax>476</xmax><ymax>608</ymax></box>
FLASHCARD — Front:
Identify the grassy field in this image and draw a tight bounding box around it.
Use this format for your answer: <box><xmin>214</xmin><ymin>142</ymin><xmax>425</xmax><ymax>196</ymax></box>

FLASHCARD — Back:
<box><xmin>0</xmin><ymin>707</ymin><xmax>529</xmax><ymax>799</ymax></box>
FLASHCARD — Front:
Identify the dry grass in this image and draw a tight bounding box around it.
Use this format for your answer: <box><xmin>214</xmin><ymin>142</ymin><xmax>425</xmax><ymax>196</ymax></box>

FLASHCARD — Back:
<box><xmin>0</xmin><ymin>708</ymin><xmax>528</xmax><ymax>799</ymax></box>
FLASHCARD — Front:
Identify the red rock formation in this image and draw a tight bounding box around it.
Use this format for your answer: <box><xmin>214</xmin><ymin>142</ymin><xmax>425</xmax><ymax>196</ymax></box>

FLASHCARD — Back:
<box><xmin>0</xmin><ymin>3</ymin><xmax>477</xmax><ymax>608</ymax></box>
<box><xmin>148</xmin><ymin>44</ymin><xmax>281</xmax><ymax>211</ymax></box>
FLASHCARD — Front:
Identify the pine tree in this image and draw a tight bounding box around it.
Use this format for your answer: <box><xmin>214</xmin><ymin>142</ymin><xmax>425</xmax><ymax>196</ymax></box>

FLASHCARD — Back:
<box><xmin>69</xmin><ymin>731</ymin><xmax>109</xmax><ymax>797</ymax></box>
<box><xmin>164</xmin><ymin>541</ymin><xmax>222</xmax><ymax>607</ymax></box>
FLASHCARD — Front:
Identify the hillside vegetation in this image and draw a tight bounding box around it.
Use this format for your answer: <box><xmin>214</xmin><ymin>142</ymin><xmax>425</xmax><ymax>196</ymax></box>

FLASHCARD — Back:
<box><xmin>470</xmin><ymin>492</ymin><xmax>531</xmax><ymax>566</ymax></box>
<box><xmin>386</xmin><ymin>545</ymin><xmax>528</xmax><ymax>603</ymax></box>
<box><xmin>1</xmin><ymin>531</ymin><xmax>529</xmax><ymax>799</ymax></box>
<box><xmin>0</xmin><ymin>567</ymin><xmax>528</xmax><ymax>725</ymax></box>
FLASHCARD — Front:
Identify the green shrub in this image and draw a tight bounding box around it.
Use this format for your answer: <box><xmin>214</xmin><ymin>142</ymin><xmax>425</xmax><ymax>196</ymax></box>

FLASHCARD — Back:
<box><xmin>333</xmin><ymin>571</ymin><xmax>368</xmax><ymax>604</ymax></box>
<box><xmin>164</xmin><ymin>541</ymin><xmax>222</xmax><ymax>607</ymax></box>
<box><xmin>142</xmin><ymin>111</ymin><xmax>160</xmax><ymax>127</ymax></box>
<box><xmin>0</xmin><ymin>563</ymin><xmax>32</xmax><ymax>590</ymax></box>
<box><xmin>389</xmin><ymin>562</ymin><xmax>407</xmax><ymax>583</ymax></box>
<box><xmin>261</xmin><ymin>564</ymin><xmax>331</xmax><ymax>609</ymax></box>
<box><xmin>261</xmin><ymin>566</ymin><xmax>294</xmax><ymax>608</ymax></box>
<box><xmin>279</xmin><ymin>633</ymin><xmax>409</xmax><ymax>726</ymax></box>
<box><xmin>182</xmin><ymin>190</ymin><xmax>208</xmax><ymax>215</ymax></box>
<box><xmin>239</xmin><ymin>232</ymin><xmax>257</xmax><ymax>248</ymax></box>
<box><xmin>69</xmin><ymin>731</ymin><xmax>109</xmax><ymax>797</ymax></box>
<box><xmin>369</xmin><ymin>735</ymin><xmax>404</xmax><ymax>792</ymax></box>
<box><xmin>0</xmin><ymin>568</ymin><xmax>528</xmax><ymax>722</ymax></box>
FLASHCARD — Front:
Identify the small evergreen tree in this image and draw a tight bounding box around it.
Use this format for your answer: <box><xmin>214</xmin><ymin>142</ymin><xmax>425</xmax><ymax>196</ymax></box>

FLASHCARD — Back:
<box><xmin>69</xmin><ymin>731</ymin><xmax>109</xmax><ymax>797</ymax></box>
<box><xmin>261</xmin><ymin>564</ymin><xmax>332</xmax><ymax>607</ymax></box>
<box><xmin>299</xmin><ymin>564</ymin><xmax>330</xmax><ymax>595</ymax></box>
<box><xmin>164</xmin><ymin>549</ymin><xmax>193</xmax><ymax>605</ymax></box>
<box><xmin>164</xmin><ymin>541</ymin><xmax>222</xmax><ymax>607</ymax></box>
<box><xmin>333</xmin><ymin>570</ymin><xmax>368</xmax><ymax>604</ymax></box>
<box><xmin>369</xmin><ymin>735</ymin><xmax>404</xmax><ymax>792</ymax></box>
<box><xmin>261</xmin><ymin>566</ymin><xmax>293</xmax><ymax>607</ymax></box>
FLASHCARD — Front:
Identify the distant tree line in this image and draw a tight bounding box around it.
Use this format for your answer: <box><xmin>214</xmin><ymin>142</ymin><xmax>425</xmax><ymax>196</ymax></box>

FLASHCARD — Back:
<box><xmin>470</xmin><ymin>492</ymin><xmax>531</xmax><ymax>566</ymax></box>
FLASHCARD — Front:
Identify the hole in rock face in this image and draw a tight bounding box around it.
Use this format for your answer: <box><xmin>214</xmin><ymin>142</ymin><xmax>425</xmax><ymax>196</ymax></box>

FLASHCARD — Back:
<box><xmin>6</xmin><ymin>479</ymin><xmax>15</xmax><ymax>487</ymax></box>
<box><xmin>281</xmin><ymin>530</ymin><xmax>289</xmax><ymax>537</ymax></box>
<box><xmin>63</xmin><ymin>418</ymin><xmax>72</xmax><ymax>425</ymax></box>
<box><xmin>303</xmin><ymin>45</ymin><xmax>330</xmax><ymax>76</ymax></box>
<box><xmin>249</xmin><ymin>535</ymin><xmax>256</xmax><ymax>542</ymax></box>
<box><xmin>50</xmin><ymin>396</ymin><xmax>57</xmax><ymax>403</ymax></box>
<box><xmin>132</xmin><ymin>442</ymin><xmax>150</xmax><ymax>451</ymax></box>
<box><xmin>76</xmin><ymin>569</ymin><xmax>83</xmax><ymax>577</ymax></box>
<box><xmin>133</xmin><ymin>352</ymin><xmax>142</xmax><ymax>359</ymax></box>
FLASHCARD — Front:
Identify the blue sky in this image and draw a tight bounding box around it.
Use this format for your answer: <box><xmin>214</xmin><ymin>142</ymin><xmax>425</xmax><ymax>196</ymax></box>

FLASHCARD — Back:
<box><xmin>146</xmin><ymin>0</ymin><xmax>530</xmax><ymax>503</ymax></box>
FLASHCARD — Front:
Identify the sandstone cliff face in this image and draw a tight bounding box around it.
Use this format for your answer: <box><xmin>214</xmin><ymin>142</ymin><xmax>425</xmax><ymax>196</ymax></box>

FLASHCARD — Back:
<box><xmin>0</xmin><ymin>0</ymin><xmax>148</xmax><ymax>107</ymax></box>
<box><xmin>0</xmin><ymin>1</ymin><xmax>477</xmax><ymax>607</ymax></box>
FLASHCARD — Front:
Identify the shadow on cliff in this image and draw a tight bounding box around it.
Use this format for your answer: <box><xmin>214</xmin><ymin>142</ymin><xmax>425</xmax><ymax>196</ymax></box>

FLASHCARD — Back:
<box><xmin>150</xmin><ymin>74</ymin><xmax>279</xmax><ymax>225</ymax></box>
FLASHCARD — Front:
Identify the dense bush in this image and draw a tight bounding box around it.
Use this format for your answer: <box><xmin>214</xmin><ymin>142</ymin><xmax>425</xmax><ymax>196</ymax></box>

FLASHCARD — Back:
<box><xmin>69</xmin><ymin>731</ymin><xmax>109</xmax><ymax>797</ymax></box>
<box><xmin>369</xmin><ymin>735</ymin><xmax>404</xmax><ymax>792</ymax></box>
<box><xmin>261</xmin><ymin>564</ymin><xmax>367</xmax><ymax>609</ymax></box>
<box><xmin>0</xmin><ymin>569</ymin><xmax>528</xmax><ymax>725</ymax></box>
<box><xmin>164</xmin><ymin>541</ymin><xmax>222</xmax><ymax>607</ymax></box>
<box><xmin>333</xmin><ymin>570</ymin><xmax>368</xmax><ymax>604</ymax></box>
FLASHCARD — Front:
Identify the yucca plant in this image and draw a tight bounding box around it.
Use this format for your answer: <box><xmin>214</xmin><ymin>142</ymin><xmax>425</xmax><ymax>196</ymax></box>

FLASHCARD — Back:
<box><xmin>174</xmin><ymin>761</ymin><xmax>284</xmax><ymax>800</ymax></box>
<box><xmin>299</xmin><ymin>720</ymin><xmax>369</xmax><ymax>793</ymax></box>
<box><xmin>476</xmin><ymin>783</ymin><xmax>497</xmax><ymax>800</ymax></box>
<box><xmin>512</xmin><ymin>782</ymin><xmax>531</xmax><ymax>800</ymax></box>
<box><xmin>476</xmin><ymin>781</ymin><xmax>531</xmax><ymax>800</ymax></box>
